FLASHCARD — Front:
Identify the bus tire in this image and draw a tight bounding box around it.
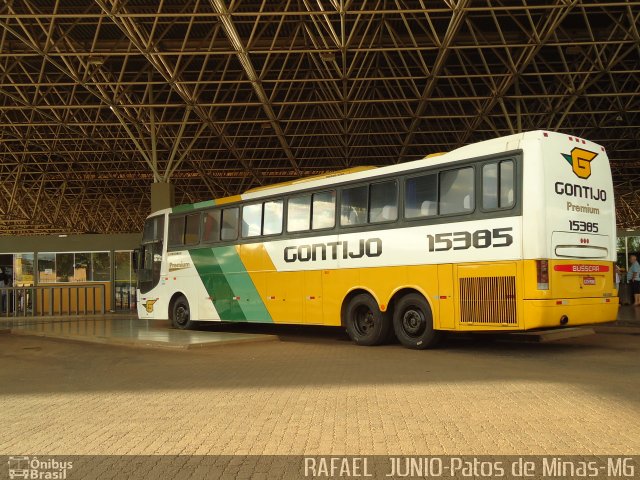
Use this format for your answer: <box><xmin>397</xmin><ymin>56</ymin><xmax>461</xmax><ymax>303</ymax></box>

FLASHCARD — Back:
<box><xmin>172</xmin><ymin>295</ymin><xmax>196</xmax><ymax>330</ymax></box>
<box><xmin>344</xmin><ymin>294</ymin><xmax>391</xmax><ymax>346</ymax></box>
<box><xmin>393</xmin><ymin>293</ymin><xmax>441</xmax><ymax>349</ymax></box>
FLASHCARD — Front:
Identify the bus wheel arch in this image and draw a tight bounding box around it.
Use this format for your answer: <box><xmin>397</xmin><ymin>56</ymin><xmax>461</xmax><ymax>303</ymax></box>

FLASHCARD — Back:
<box><xmin>169</xmin><ymin>292</ymin><xmax>196</xmax><ymax>330</ymax></box>
<box><xmin>340</xmin><ymin>288</ymin><xmax>378</xmax><ymax>326</ymax></box>
<box><xmin>391</xmin><ymin>291</ymin><xmax>441</xmax><ymax>349</ymax></box>
<box><xmin>341</xmin><ymin>290</ymin><xmax>392</xmax><ymax>346</ymax></box>
<box><xmin>387</xmin><ymin>287</ymin><xmax>433</xmax><ymax>318</ymax></box>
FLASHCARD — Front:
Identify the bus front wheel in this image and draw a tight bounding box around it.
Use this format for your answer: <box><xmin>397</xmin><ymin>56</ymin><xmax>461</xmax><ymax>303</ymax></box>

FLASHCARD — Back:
<box><xmin>172</xmin><ymin>295</ymin><xmax>196</xmax><ymax>330</ymax></box>
<box><xmin>344</xmin><ymin>294</ymin><xmax>392</xmax><ymax>346</ymax></box>
<box><xmin>393</xmin><ymin>294</ymin><xmax>441</xmax><ymax>349</ymax></box>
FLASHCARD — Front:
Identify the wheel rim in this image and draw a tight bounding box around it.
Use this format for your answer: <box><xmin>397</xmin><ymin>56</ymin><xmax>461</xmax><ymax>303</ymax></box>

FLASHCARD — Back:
<box><xmin>175</xmin><ymin>304</ymin><xmax>189</xmax><ymax>326</ymax></box>
<box><xmin>401</xmin><ymin>307</ymin><xmax>426</xmax><ymax>338</ymax></box>
<box><xmin>353</xmin><ymin>305</ymin><xmax>375</xmax><ymax>336</ymax></box>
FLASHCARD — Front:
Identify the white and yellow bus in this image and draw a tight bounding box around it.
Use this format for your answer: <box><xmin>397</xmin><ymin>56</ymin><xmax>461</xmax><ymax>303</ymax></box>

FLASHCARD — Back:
<box><xmin>137</xmin><ymin>130</ymin><xmax>619</xmax><ymax>349</ymax></box>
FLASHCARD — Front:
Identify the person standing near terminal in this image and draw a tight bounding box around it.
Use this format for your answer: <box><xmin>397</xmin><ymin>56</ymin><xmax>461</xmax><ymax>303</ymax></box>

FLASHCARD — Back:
<box><xmin>0</xmin><ymin>267</ymin><xmax>7</xmax><ymax>313</ymax></box>
<box><xmin>628</xmin><ymin>255</ymin><xmax>640</xmax><ymax>306</ymax></box>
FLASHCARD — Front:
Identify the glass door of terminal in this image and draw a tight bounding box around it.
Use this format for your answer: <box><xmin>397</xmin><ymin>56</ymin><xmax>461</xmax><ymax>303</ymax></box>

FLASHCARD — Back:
<box><xmin>114</xmin><ymin>251</ymin><xmax>137</xmax><ymax>311</ymax></box>
<box><xmin>1</xmin><ymin>253</ymin><xmax>34</xmax><ymax>315</ymax></box>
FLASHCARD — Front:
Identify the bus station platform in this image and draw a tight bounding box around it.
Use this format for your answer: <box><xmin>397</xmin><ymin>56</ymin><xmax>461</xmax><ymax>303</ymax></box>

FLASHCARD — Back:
<box><xmin>2</xmin><ymin>315</ymin><xmax>277</xmax><ymax>350</ymax></box>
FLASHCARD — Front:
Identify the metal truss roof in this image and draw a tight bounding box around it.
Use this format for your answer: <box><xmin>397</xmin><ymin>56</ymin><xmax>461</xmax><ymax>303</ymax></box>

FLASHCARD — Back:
<box><xmin>1</xmin><ymin>0</ymin><xmax>639</xmax><ymax>235</ymax></box>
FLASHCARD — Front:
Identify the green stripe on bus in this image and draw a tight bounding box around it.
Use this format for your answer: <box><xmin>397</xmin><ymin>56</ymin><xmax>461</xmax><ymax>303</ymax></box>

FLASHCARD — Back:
<box><xmin>193</xmin><ymin>199</ymin><xmax>216</xmax><ymax>209</ymax></box>
<box><xmin>173</xmin><ymin>199</ymin><xmax>216</xmax><ymax>214</ymax></box>
<box><xmin>190</xmin><ymin>247</ymin><xmax>246</xmax><ymax>321</ymax></box>
<box><xmin>172</xmin><ymin>204</ymin><xmax>195</xmax><ymax>213</ymax></box>
<box><xmin>189</xmin><ymin>246</ymin><xmax>272</xmax><ymax>323</ymax></box>
<box><xmin>214</xmin><ymin>246</ymin><xmax>272</xmax><ymax>323</ymax></box>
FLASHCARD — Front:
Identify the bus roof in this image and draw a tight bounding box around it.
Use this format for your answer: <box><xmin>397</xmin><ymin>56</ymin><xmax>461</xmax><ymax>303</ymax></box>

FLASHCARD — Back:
<box><xmin>243</xmin><ymin>166</ymin><xmax>377</xmax><ymax>194</ymax></box>
<box><xmin>166</xmin><ymin>130</ymin><xmax>602</xmax><ymax>213</ymax></box>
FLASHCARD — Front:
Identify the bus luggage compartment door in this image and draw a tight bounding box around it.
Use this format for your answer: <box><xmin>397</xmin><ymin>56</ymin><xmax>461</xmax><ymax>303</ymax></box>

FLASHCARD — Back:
<box><xmin>455</xmin><ymin>262</ymin><xmax>519</xmax><ymax>329</ymax></box>
<box><xmin>437</xmin><ymin>264</ymin><xmax>455</xmax><ymax>329</ymax></box>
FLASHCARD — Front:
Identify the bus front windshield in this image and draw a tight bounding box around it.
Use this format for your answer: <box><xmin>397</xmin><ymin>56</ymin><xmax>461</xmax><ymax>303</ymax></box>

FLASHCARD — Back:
<box><xmin>138</xmin><ymin>215</ymin><xmax>164</xmax><ymax>294</ymax></box>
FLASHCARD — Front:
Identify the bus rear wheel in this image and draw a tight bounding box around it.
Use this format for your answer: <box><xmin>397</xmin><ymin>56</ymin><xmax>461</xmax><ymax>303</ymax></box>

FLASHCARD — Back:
<box><xmin>344</xmin><ymin>293</ymin><xmax>391</xmax><ymax>346</ymax></box>
<box><xmin>393</xmin><ymin>293</ymin><xmax>441</xmax><ymax>349</ymax></box>
<box><xmin>172</xmin><ymin>295</ymin><xmax>196</xmax><ymax>330</ymax></box>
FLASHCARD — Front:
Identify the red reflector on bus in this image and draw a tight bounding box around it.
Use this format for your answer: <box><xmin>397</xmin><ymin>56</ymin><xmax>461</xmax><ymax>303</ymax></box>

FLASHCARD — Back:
<box><xmin>554</xmin><ymin>265</ymin><xmax>609</xmax><ymax>273</ymax></box>
<box><xmin>543</xmin><ymin>132</ymin><xmax>548</xmax><ymax>137</ymax></box>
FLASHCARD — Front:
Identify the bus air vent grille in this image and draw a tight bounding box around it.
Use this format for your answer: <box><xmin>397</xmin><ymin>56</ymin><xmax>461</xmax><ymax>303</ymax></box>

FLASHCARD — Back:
<box><xmin>459</xmin><ymin>276</ymin><xmax>517</xmax><ymax>325</ymax></box>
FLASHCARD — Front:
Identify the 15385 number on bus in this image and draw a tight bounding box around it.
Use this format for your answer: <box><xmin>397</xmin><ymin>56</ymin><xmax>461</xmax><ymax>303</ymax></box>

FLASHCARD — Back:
<box><xmin>427</xmin><ymin>227</ymin><xmax>514</xmax><ymax>252</ymax></box>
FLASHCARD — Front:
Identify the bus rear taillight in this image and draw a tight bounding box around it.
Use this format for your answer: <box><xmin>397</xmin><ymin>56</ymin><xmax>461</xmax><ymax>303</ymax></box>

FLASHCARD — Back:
<box><xmin>536</xmin><ymin>260</ymin><xmax>549</xmax><ymax>290</ymax></box>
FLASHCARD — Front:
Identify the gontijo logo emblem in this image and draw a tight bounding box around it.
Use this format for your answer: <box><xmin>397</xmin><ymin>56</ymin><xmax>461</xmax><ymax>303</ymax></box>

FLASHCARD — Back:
<box><xmin>143</xmin><ymin>299</ymin><xmax>158</xmax><ymax>313</ymax></box>
<box><xmin>562</xmin><ymin>147</ymin><xmax>598</xmax><ymax>179</ymax></box>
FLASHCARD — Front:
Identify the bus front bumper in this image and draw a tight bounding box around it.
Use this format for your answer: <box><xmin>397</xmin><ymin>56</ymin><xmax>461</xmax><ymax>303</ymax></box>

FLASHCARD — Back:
<box><xmin>522</xmin><ymin>297</ymin><xmax>619</xmax><ymax>330</ymax></box>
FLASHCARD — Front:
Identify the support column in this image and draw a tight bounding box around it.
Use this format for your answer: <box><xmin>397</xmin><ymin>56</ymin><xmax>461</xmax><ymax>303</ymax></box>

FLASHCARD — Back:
<box><xmin>150</xmin><ymin>182</ymin><xmax>175</xmax><ymax>212</ymax></box>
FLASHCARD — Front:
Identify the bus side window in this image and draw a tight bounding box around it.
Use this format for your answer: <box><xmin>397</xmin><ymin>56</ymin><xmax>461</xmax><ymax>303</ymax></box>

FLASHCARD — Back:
<box><xmin>341</xmin><ymin>185</ymin><xmax>368</xmax><ymax>226</ymax></box>
<box><xmin>168</xmin><ymin>216</ymin><xmax>185</xmax><ymax>246</ymax></box>
<box><xmin>482</xmin><ymin>160</ymin><xmax>515</xmax><ymax>210</ymax></box>
<box><xmin>439</xmin><ymin>167</ymin><xmax>474</xmax><ymax>215</ymax></box>
<box><xmin>202</xmin><ymin>210</ymin><xmax>221</xmax><ymax>243</ymax></box>
<box><xmin>242</xmin><ymin>203</ymin><xmax>262</xmax><ymax>238</ymax></box>
<box><xmin>263</xmin><ymin>200</ymin><xmax>283</xmax><ymax>235</ymax></box>
<box><xmin>500</xmin><ymin>160</ymin><xmax>515</xmax><ymax>208</ymax></box>
<box><xmin>369</xmin><ymin>180</ymin><xmax>398</xmax><ymax>223</ymax></box>
<box><xmin>184</xmin><ymin>213</ymin><xmax>200</xmax><ymax>245</ymax></box>
<box><xmin>288</xmin><ymin>195</ymin><xmax>311</xmax><ymax>232</ymax></box>
<box><xmin>405</xmin><ymin>174</ymin><xmax>437</xmax><ymax>218</ymax></box>
<box><xmin>312</xmin><ymin>191</ymin><xmax>336</xmax><ymax>230</ymax></box>
<box><xmin>221</xmin><ymin>207</ymin><xmax>239</xmax><ymax>241</ymax></box>
<box><xmin>482</xmin><ymin>163</ymin><xmax>499</xmax><ymax>209</ymax></box>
